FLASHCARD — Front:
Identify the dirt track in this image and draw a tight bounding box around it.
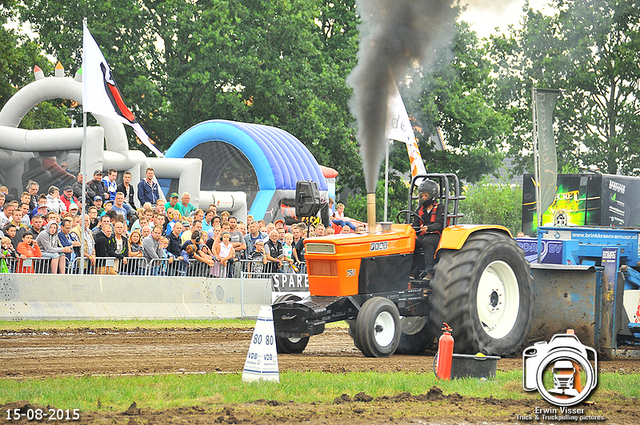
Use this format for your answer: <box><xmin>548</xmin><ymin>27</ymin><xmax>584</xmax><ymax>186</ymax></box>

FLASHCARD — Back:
<box><xmin>1</xmin><ymin>327</ymin><xmax>639</xmax><ymax>424</ymax></box>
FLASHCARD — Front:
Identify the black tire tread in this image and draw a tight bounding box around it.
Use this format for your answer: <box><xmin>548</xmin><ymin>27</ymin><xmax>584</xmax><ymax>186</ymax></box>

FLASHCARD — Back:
<box><xmin>428</xmin><ymin>231</ymin><xmax>533</xmax><ymax>356</ymax></box>
<box><xmin>273</xmin><ymin>294</ymin><xmax>310</xmax><ymax>354</ymax></box>
<box><xmin>346</xmin><ymin>320</ymin><xmax>363</xmax><ymax>352</ymax></box>
<box><xmin>356</xmin><ymin>297</ymin><xmax>401</xmax><ymax>358</ymax></box>
<box><xmin>395</xmin><ymin>317</ymin><xmax>436</xmax><ymax>355</ymax></box>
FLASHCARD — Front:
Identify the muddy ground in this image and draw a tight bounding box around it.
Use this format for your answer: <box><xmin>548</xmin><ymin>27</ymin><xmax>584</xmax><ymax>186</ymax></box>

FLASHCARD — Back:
<box><xmin>1</xmin><ymin>327</ymin><xmax>639</xmax><ymax>424</ymax></box>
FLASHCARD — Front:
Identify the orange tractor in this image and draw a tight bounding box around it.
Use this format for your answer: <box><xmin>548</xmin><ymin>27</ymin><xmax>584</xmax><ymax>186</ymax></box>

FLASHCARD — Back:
<box><xmin>273</xmin><ymin>174</ymin><xmax>533</xmax><ymax>358</ymax></box>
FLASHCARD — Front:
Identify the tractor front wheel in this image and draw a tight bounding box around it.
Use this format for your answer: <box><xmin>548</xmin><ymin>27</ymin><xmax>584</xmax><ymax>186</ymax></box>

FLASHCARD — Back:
<box><xmin>273</xmin><ymin>294</ymin><xmax>310</xmax><ymax>354</ymax></box>
<box><xmin>356</xmin><ymin>297</ymin><xmax>401</xmax><ymax>358</ymax></box>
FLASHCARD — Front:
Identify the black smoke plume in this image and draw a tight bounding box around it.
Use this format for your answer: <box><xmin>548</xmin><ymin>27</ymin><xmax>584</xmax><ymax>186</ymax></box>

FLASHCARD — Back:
<box><xmin>347</xmin><ymin>0</ymin><xmax>457</xmax><ymax>192</ymax></box>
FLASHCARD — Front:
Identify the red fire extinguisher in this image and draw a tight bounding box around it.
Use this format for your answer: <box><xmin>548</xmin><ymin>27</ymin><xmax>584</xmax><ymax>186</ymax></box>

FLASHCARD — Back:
<box><xmin>435</xmin><ymin>322</ymin><xmax>454</xmax><ymax>380</ymax></box>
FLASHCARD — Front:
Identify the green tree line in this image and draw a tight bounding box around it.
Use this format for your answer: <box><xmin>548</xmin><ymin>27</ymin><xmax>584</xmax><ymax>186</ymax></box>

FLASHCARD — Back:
<box><xmin>1</xmin><ymin>1</ymin><xmax>639</xmax><ymax>230</ymax></box>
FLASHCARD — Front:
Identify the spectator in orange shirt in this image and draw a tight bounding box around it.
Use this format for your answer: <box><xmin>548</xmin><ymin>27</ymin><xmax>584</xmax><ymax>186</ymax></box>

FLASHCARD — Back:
<box><xmin>16</xmin><ymin>232</ymin><xmax>41</xmax><ymax>273</ymax></box>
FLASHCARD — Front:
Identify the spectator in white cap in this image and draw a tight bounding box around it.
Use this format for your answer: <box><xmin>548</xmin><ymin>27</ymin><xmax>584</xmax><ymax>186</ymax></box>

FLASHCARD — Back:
<box><xmin>68</xmin><ymin>203</ymin><xmax>79</xmax><ymax>216</ymax></box>
<box><xmin>35</xmin><ymin>203</ymin><xmax>48</xmax><ymax>215</ymax></box>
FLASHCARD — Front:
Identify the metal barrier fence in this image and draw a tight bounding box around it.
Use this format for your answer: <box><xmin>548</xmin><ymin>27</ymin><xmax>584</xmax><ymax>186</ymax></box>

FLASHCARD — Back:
<box><xmin>1</xmin><ymin>256</ymin><xmax>306</xmax><ymax>279</ymax></box>
<box><xmin>1</xmin><ymin>257</ymin><xmax>52</xmax><ymax>274</ymax></box>
<box><xmin>238</xmin><ymin>259</ymin><xmax>275</xmax><ymax>279</ymax></box>
<box><xmin>0</xmin><ymin>256</ymin><xmax>306</xmax><ymax>320</ymax></box>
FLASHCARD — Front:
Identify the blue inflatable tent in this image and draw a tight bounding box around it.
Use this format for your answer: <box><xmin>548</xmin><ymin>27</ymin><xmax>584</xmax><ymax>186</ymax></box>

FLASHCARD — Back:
<box><xmin>166</xmin><ymin>119</ymin><xmax>327</xmax><ymax>219</ymax></box>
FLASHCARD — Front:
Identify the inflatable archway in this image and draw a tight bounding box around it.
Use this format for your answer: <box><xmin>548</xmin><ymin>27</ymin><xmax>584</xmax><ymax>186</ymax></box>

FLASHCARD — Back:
<box><xmin>0</xmin><ymin>64</ymin><xmax>203</xmax><ymax>207</ymax></box>
<box><xmin>166</xmin><ymin>120</ymin><xmax>328</xmax><ymax>220</ymax></box>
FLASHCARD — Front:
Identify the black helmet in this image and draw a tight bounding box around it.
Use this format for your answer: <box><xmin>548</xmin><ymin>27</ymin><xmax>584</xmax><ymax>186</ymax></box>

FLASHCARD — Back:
<box><xmin>418</xmin><ymin>179</ymin><xmax>439</xmax><ymax>204</ymax></box>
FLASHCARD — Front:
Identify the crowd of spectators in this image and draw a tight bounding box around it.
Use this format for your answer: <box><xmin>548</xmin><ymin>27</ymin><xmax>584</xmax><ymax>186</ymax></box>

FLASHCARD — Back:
<box><xmin>0</xmin><ymin>167</ymin><xmax>326</xmax><ymax>277</ymax></box>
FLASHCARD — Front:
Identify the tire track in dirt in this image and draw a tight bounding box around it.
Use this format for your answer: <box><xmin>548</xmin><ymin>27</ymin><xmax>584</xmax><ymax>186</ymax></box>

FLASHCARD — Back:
<box><xmin>1</xmin><ymin>327</ymin><xmax>638</xmax><ymax>378</ymax></box>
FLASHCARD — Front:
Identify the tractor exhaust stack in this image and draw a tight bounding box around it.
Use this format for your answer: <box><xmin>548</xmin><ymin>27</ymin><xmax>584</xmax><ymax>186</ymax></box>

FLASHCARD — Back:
<box><xmin>367</xmin><ymin>192</ymin><xmax>376</xmax><ymax>235</ymax></box>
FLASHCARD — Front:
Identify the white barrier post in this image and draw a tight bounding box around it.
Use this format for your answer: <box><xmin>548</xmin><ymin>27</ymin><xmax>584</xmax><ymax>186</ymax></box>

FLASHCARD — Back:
<box><xmin>242</xmin><ymin>305</ymin><xmax>280</xmax><ymax>382</ymax></box>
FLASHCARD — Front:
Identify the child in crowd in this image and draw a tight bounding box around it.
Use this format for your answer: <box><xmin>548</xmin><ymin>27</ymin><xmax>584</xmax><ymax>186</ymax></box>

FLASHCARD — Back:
<box><xmin>16</xmin><ymin>232</ymin><xmax>41</xmax><ymax>273</ymax></box>
<box><xmin>177</xmin><ymin>245</ymin><xmax>192</xmax><ymax>276</ymax></box>
<box><xmin>206</xmin><ymin>225</ymin><xmax>221</xmax><ymax>254</ymax></box>
<box><xmin>280</xmin><ymin>233</ymin><xmax>296</xmax><ymax>273</ymax></box>
<box><xmin>0</xmin><ymin>236</ymin><xmax>17</xmax><ymax>273</ymax></box>
<box><xmin>184</xmin><ymin>243</ymin><xmax>196</xmax><ymax>260</ymax></box>
<box><xmin>214</xmin><ymin>231</ymin><xmax>235</xmax><ymax>278</ymax></box>
<box><xmin>127</xmin><ymin>230</ymin><xmax>144</xmax><ymax>257</ymax></box>
<box><xmin>166</xmin><ymin>209</ymin><xmax>181</xmax><ymax>235</ymax></box>
<box><xmin>248</xmin><ymin>240</ymin><xmax>267</xmax><ymax>275</ymax></box>
<box><xmin>157</xmin><ymin>236</ymin><xmax>172</xmax><ymax>275</ymax></box>
<box><xmin>162</xmin><ymin>235</ymin><xmax>188</xmax><ymax>277</ymax></box>
<box><xmin>102</xmin><ymin>200</ymin><xmax>114</xmax><ymax>216</ymax></box>
<box><xmin>159</xmin><ymin>237</ymin><xmax>170</xmax><ymax>259</ymax></box>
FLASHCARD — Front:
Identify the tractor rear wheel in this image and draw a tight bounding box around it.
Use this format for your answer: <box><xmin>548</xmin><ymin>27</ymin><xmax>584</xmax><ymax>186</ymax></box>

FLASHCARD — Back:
<box><xmin>356</xmin><ymin>297</ymin><xmax>401</xmax><ymax>358</ymax></box>
<box><xmin>428</xmin><ymin>231</ymin><xmax>533</xmax><ymax>356</ymax></box>
<box><xmin>395</xmin><ymin>316</ymin><xmax>436</xmax><ymax>355</ymax></box>
<box><xmin>273</xmin><ymin>294</ymin><xmax>310</xmax><ymax>354</ymax></box>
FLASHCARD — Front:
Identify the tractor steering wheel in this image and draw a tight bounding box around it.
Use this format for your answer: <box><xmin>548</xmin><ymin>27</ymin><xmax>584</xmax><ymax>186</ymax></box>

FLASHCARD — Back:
<box><xmin>396</xmin><ymin>210</ymin><xmax>423</xmax><ymax>232</ymax></box>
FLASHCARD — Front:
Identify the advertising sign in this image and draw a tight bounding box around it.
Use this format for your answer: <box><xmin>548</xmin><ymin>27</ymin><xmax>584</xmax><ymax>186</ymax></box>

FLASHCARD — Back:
<box><xmin>522</xmin><ymin>174</ymin><xmax>601</xmax><ymax>235</ymax></box>
<box><xmin>601</xmin><ymin>176</ymin><xmax>640</xmax><ymax>228</ymax></box>
<box><xmin>516</xmin><ymin>238</ymin><xmax>564</xmax><ymax>264</ymax></box>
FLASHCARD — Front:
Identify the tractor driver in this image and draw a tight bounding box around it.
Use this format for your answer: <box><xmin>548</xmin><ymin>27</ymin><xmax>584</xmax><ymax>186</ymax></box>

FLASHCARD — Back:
<box><xmin>412</xmin><ymin>179</ymin><xmax>445</xmax><ymax>280</ymax></box>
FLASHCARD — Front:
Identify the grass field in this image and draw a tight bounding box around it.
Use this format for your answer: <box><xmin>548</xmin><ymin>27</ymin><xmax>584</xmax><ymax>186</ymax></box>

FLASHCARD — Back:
<box><xmin>1</xmin><ymin>371</ymin><xmax>639</xmax><ymax>412</ymax></box>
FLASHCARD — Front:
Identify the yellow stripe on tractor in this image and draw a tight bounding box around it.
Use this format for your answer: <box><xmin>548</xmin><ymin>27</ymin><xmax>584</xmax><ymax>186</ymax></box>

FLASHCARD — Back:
<box><xmin>438</xmin><ymin>224</ymin><xmax>513</xmax><ymax>251</ymax></box>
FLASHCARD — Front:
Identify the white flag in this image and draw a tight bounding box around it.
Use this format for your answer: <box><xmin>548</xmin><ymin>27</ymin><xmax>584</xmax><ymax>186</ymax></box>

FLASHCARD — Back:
<box><xmin>385</xmin><ymin>79</ymin><xmax>427</xmax><ymax>179</ymax></box>
<box><xmin>82</xmin><ymin>22</ymin><xmax>164</xmax><ymax>157</ymax></box>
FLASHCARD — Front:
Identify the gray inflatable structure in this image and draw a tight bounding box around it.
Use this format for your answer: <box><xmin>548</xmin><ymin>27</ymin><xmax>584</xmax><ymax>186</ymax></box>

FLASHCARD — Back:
<box><xmin>0</xmin><ymin>64</ymin><xmax>246</xmax><ymax>217</ymax></box>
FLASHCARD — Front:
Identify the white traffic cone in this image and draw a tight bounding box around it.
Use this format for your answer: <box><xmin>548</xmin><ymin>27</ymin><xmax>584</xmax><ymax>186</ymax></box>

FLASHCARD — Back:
<box><xmin>242</xmin><ymin>305</ymin><xmax>280</xmax><ymax>382</ymax></box>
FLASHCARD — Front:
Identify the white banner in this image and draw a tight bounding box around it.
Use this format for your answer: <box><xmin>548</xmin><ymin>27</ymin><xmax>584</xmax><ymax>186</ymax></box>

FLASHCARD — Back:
<box><xmin>82</xmin><ymin>22</ymin><xmax>164</xmax><ymax>157</ymax></box>
<box><xmin>385</xmin><ymin>79</ymin><xmax>427</xmax><ymax>179</ymax></box>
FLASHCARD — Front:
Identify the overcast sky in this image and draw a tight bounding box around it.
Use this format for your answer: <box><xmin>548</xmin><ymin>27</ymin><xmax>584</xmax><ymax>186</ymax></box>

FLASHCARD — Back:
<box><xmin>460</xmin><ymin>0</ymin><xmax>553</xmax><ymax>39</ymax></box>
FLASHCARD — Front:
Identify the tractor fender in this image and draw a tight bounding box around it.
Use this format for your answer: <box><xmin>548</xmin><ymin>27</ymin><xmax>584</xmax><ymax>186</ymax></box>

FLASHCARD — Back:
<box><xmin>437</xmin><ymin>224</ymin><xmax>513</xmax><ymax>252</ymax></box>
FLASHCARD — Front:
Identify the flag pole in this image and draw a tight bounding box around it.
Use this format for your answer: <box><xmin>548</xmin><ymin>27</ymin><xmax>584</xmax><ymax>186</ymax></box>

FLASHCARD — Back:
<box><xmin>384</xmin><ymin>140</ymin><xmax>389</xmax><ymax>222</ymax></box>
<box><xmin>80</xmin><ymin>18</ymin><xmax>88</xmax><ymax>275</ymax></box>
<box><xmin>532</xmin><ymin>87</ymin><xmax>541</xmax><ymax>231</ymax></box>
<box><xmin>80</xmin><ymin>111</ymin><xmax>87</xmax><ymax>274</ymax></box>
<box><xmin>532</xmin><ymin>87</ymin><xmax>542</xmax><ymax>264</ymax></box>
